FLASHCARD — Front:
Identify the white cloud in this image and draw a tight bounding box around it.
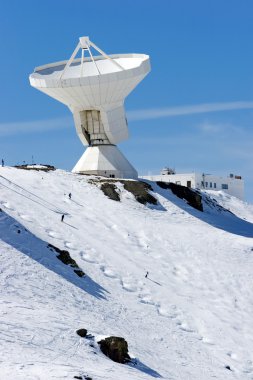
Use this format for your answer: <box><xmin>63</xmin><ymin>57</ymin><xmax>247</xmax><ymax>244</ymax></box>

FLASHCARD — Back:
<box><xmin>1</xmin><ymin>100</ymin><xmax>253</xmax><ymax>136</ymax></box>
<box><xmin>198</xmin><ymin>122</ymin><xmax>224</xmax><ymax>133</ymax></box>
<box><xmin>0</xmin><ymin>116</ymin><xmax>71</xmax><ymax>136</ymax></box>
<box><xmin>127</xmin><ymin>101</ymin><xmax>253</xmax><ymax>121</ymax></box>
<box><xmin>196</xmin><ymin>121</ymin><xmax>243</xmax><ymax>134</ymax></box>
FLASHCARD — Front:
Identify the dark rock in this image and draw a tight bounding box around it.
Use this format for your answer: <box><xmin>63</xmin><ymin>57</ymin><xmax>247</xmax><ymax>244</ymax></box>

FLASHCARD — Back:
<box><xmin>17</xmin><ymin>229</ymin><xmax>21</xmax><ymax>234</ymax></box>
<box><xmin>47</xmin><ymin>243</ymin><xmax>78</xmax><ymax>267</ymax></box>
<box><xmin>74</xmin><ymin>269</ymin><xmax>85</xmax><ymax>277</ymax></box>
<box><xmin>47</xmin><ymin>244</ymin><xmax>85</xmax><ymax>278</ymax></box>
<box><xmin>56</xmin><ymin>250</ymin><xmax>79</xmax><ymax>267</ymax></box>
<box><xmin>14</xmin><ymin>164</ymin><xmax>56</xmax><ymax>172</ymax></box>
<box><xmin>73</xmin><ymin>377</ymin><xmax>82</xmax><ymax>379</ymax></box>
<box><xmin>225</xmin><ymin>365</ymin><xmax>232</xmax><ymax>371</ymax></box>
<box><xmin>76</xmin><ymin>328</ymin><xmax>87</xmax><ymax>338</ymax></box>
<box><xmin>122</xmin><ymin>181</ymin><xmax>157</xmax><ymax>205</ymax></box>
<box><xmin>100</xmin><ymin>183</ymin><xmax>120</xmax><ymax>201</ymax></box>
<box><xmin>94</xmin><ymin>179</ymin><xmax>157</xmax><ymax>205</ymax></box>
<box><xmin>98</xmin><ymin>336</ymin><xmax>131</xmax><ymax>364</ymax></box>
<box><xmin>157</xmin><ymin>181</ymin><xmax>203</xmax><ymax>212</ymax></box>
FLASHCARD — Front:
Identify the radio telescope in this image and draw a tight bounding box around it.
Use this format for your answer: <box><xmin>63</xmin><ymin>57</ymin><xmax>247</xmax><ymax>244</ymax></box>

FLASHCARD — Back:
<box><xmin>29</xmin><ymin>36</ymin><xmax>150</xmax><ymax>178</ymax></box>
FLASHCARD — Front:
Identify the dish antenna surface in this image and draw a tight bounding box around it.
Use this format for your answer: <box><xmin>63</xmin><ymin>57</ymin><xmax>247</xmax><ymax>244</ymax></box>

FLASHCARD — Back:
<box><xmin>29</xmin><ymin>36</ymin><xmax>151</xmax><ymax>178</ymax></box>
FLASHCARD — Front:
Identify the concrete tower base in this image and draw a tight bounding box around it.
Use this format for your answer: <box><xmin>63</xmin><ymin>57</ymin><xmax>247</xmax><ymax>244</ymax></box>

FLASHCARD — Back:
<box><xmin>72</xmin><ymin>145</ymin><xmax>138</xmax><ymax>179</ymax></box>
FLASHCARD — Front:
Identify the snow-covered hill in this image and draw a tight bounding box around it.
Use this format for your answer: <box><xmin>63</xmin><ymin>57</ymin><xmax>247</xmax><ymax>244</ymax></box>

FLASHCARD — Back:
<box><xmin>0</xmin><ymin>167</ymin><xmax>253</xmax><ymax>380</ymax></box>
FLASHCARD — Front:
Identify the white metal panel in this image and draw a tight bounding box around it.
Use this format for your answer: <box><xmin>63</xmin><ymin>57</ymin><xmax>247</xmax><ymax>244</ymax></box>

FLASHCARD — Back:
<box><xmin>72</xmin><ymin>145</ymin><xmax>138</xmax><ymax>179</ymax></box>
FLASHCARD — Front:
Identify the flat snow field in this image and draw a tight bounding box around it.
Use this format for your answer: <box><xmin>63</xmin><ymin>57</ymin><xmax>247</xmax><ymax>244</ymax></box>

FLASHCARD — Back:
<box><xmin>0</xmin><ymin>167</ymin><xmax>253</xmax><ymax>380</ymax></box>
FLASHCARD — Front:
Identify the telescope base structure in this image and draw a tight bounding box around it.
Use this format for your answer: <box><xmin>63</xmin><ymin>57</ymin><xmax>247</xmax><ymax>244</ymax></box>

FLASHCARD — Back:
<box><xmin>72</xmin><ymin>145</ymin><xmax>138</xmax><ymax>179</ymax></box>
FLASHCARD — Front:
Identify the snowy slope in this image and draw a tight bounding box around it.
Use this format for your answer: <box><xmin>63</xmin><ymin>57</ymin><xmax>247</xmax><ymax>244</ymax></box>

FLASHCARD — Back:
<box><xmin>0</xmin><ymin>167</ymin><xmax>253</xmax><ymax>380</ymax></box>
<box><xmin>204</xmin><ymin>189</ymin><xmax>253</xmax><ymax>223</ymax></box>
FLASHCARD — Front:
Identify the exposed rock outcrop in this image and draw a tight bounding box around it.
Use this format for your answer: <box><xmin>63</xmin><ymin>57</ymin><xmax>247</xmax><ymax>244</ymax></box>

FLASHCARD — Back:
<box><xmin>157</xmin><ymin>181</ymin><xmax>203</xmax><ymax>211</ymax></box>
<box><xmin>90</xmin><ymin>179</ymin><xmax>157</xmax><ymax>206</ymax></box>
<box><xmin>123</xmin><ymin>180</ymin><xmax>157</xmax><ymax>205</ymax></box>
<box><xmin>98</xmin><ymin>336</ymin><xmax>130</xmax><ymax>364</ymax></box>
<box><xmin>14</xmin><ymin>164</ymin><xmax>56</xmax><ymax>172</ymax></box>
<box><xmin>100</xmin><ymin>183</ymin><xmax>120</xmax><ymax>202</ymax></box>
<box><xmin>47</xmin><ymin>244</ymin><xmax>85</xmax><ymax>277</ymax></box>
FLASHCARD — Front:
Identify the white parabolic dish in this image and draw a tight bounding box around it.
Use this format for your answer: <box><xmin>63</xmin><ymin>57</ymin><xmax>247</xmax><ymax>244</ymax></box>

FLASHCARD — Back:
<box><xmin>29</xmin><ymin>36</ymin><xmax>151</xmax><ymax>178</ymax></box>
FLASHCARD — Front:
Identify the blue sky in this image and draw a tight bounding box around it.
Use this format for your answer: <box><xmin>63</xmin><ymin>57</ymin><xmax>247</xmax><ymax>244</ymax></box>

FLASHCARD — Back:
<box><xmin>0</xmin><ymin>0</ymin><xmax>252</xmax><ymax>201</ymax></box>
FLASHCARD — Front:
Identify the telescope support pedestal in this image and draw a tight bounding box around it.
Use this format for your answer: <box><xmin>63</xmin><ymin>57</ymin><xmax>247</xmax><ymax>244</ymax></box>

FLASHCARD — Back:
<box><xmin>72</xmin><ymin>145</ymin><xmax>138</xmax><ymax>179</ymax></box>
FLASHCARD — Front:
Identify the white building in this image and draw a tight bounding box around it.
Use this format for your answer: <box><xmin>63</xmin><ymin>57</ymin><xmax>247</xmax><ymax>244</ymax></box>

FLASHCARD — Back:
<box><xmin>141</xmin><ymin>170</ymin><xmax>244</xmax><ymax>200</ymax></box>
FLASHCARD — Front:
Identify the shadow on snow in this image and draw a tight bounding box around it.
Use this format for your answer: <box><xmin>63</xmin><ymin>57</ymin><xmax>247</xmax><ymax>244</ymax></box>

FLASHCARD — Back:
<box><xmin>150</xmin><ymin>182</ymin><xmax>253</xmax><ymax>238</ymax></box>
<box><xmin>129</xmin><ymin>358</ymin><xmax>163</xmax><ymax>378</ymax></box>
<box><xmin>0</xmin><ymin>210</ymin><xmax>108</xmax><ymax>299</ymax></box>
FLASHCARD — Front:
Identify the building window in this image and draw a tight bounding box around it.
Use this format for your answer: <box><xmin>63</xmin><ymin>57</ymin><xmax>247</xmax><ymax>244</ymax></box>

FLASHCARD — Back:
<box><xmin>214</xmin><ymin>183</ymin><xmax>216</xmax><ymax>188</ymax></box>
<box><xmin>205</xmin><ymin>182</ymin><xmax>208</xmax><ymax>187</ymax></box>
<box><xmin>222</xmin><ymin>184</ymin><xmax>228</xmax><ymax>189</ymax></box>
<box><xmin>210</xmin><ymin>182</ymin><xmax>212</xmax><ymax>188</ymax></box>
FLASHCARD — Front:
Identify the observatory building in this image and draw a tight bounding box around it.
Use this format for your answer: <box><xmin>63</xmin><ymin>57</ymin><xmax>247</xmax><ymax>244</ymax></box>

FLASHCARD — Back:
<box><xmin>29</xmin><ymin>36</ymin><xmax>150</xmax><ymax>179</ymax></box>
<box><xmin>141</xmin><ymin>171</ymin><xmax>244</xmax><ymax>199</ymax></box>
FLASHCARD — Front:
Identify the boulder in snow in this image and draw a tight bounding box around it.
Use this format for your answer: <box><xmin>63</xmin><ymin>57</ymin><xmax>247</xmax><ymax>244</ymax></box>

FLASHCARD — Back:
<box><xmin>98</xmin><ymin>336</ymin><xmax>130</xmax><ymax>364</ymax></box>
<box><xmin>76</xmin><ymin>329</ymin><xmax>88</xmax><ymax>338</ymax></box>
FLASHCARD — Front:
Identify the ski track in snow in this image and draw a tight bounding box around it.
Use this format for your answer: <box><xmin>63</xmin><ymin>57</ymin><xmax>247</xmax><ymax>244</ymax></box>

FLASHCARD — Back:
<box><xmin>0</xmin><ymin>167</ymin><xmax>253</xmax><ymax>379</ymax></box>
